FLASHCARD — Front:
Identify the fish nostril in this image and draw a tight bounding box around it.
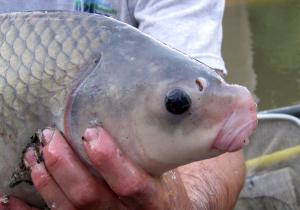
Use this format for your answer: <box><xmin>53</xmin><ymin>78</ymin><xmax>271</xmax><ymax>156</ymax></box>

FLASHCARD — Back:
<box><xmin>195</xmin><ymin>77</ymin><xmax>206</xmax><ymax>91</ymax></box>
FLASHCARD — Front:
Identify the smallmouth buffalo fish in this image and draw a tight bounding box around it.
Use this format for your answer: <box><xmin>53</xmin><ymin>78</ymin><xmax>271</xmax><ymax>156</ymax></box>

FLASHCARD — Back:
<box><xmin>0</xmin><ymin>11</ymin><xmax>257</xmax><ymax>205</ymax></box>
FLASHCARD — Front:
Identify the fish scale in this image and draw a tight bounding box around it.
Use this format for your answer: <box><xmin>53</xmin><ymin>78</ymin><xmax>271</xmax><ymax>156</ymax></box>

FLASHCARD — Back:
<box><xmin>0</xmin><ymin>13</ymin><xmax>108</xmax><ymax>205</ymax></box>
<box><xmin>0</xmin><ymin>12</ymin><xmax>105</xmax><ymax>136</ymax></box>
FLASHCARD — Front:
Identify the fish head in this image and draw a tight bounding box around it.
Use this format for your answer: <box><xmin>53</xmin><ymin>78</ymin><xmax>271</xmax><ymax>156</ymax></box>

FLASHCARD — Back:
<box><xmin>127</xmin><ymin>50</ymin><xmax>257</xmax><ymax>173</ymax></box>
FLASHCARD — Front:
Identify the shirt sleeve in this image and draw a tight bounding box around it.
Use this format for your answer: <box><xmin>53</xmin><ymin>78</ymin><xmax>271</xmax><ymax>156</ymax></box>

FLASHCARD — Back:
<box><xmin>132</xmin><ymin>0</ymin><xmax>227</xmax><ymax>74</ymax></box>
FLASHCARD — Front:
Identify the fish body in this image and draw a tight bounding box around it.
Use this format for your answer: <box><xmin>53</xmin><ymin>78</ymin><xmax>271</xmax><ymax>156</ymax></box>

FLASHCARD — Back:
<box><xmin>0</xmin><ymin>12</ymin><xmax>257</xmax><ymax>205</ymax></box>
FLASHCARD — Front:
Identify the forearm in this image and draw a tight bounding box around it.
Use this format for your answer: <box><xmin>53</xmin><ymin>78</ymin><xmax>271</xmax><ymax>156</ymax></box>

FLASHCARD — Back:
<box><xmin>178</xmin><ymin>151</ymin><xmax>246</xmax><ymax>210</ymax></box>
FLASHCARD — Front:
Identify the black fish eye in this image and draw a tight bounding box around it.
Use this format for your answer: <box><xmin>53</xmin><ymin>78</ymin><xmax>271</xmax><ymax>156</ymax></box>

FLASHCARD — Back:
<box><xmin>165</xmin><ymin>89</ymin><xmax>191</xmax><ymax>115</ymax></box>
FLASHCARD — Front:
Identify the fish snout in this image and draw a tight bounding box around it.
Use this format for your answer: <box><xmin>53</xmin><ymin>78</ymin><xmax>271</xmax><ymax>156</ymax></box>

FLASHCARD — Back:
<box><xmin>212</xmin><ymin>85</ymin><xmax>257</xmax><ymax>152</ymax></box>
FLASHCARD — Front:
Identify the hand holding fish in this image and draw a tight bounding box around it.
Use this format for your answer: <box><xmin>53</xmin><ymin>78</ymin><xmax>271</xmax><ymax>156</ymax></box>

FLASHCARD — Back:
<box><xmin>0</xmin><ymin>127</ymin><xmax>245</xmax><ymax>210</ymax></box>
<box><xmin>0</xmin><ymin>12</ymin><xmax>256</xmax><ymax>209</ymax></box>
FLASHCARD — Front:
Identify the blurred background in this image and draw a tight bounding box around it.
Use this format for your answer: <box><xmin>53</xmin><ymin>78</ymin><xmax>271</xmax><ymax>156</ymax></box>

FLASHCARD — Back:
<box><xmin>222</xmin><ymin>0</ymin><xmax>300</xmax><ymax>209</ymax></box>
<box><xmin>223</xmin><ymin>0</ymin><xmax>300</xmax><ymax>110</ymax></box>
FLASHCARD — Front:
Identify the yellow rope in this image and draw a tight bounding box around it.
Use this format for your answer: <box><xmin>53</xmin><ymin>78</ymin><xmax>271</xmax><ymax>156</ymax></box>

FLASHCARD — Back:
<box><xmin>246</xmin><ymin>144</ymin><xmax>300</xmax><ymax>171</ymax></box>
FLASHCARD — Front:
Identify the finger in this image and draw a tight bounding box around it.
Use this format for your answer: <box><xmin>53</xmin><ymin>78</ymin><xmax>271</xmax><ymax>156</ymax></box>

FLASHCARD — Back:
<box><xmin>41</xmin><ymin>128</ymin><xmax>122</xmax><ymax>209</ymax></box>
<box><xmin>24</xmin><ymin>148</ymin><xmax>75</xmax><ymax>210</ymax></box>
<box><xmin>0</xmin><ymin>193</ymin><xmax>39</xmax><ymax>210</ymax></box>
<box><xmin>82</xmin><ymin>127</ymin><xmax>167</xmax><ymax>209</ymax></box>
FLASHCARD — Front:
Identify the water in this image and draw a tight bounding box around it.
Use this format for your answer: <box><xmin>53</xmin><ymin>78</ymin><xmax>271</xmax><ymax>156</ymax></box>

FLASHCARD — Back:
<box><xmin>222</xmin><ymin>0</ymin><xmax>300</xmax><ymax>111</ymax></box>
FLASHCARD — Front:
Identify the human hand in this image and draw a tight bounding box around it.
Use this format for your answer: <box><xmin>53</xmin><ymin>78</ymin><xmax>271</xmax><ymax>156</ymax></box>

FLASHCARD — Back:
<box><xmin>1</xmin><ymin>127</ymin><xmax>193</xmax><ymax>210</ymax></box>
<box><xmin>0</xmin><ymin>127</ymin><xmax>245</xmax><ymax>210</ymax></box>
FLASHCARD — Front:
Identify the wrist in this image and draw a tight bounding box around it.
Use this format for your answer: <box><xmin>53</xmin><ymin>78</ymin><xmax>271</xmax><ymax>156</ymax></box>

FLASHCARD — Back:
<box><xmin>178</xmin><ymin>151</ymin><xmax>245</xmax><ymax>210</ymax></box>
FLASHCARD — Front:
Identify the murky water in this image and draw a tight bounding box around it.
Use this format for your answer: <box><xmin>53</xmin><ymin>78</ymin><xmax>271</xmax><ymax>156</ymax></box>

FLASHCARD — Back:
<box><xmin>222</xmin><ymin>0</ymin><xmax>300</xmax><ymax>111</ymax></box>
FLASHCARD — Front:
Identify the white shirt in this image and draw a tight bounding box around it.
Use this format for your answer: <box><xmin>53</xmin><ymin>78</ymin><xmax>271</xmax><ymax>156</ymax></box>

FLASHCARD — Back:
<box><xmin>0</xmin><ymin>0</ymin><xmax>226</xmax><ymax>73</ymax></box>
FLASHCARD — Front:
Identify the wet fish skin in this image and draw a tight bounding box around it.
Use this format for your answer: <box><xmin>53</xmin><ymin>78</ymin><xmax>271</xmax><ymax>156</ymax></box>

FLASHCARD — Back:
<box><xmin>0</xmin><ymin>12</ymin><xmax>257</xmax><ymax>206</ymax></box>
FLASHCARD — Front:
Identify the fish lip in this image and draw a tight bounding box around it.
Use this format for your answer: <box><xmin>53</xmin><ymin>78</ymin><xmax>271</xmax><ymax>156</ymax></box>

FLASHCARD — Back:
<box><xmin>212</xmin><ymin>109</ymin><xmax>257</xmax><ymax>152</ymax></box>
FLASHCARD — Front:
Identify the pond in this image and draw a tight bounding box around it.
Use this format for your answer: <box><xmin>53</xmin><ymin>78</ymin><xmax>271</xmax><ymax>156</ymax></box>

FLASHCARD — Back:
<box><xmin>222</xmin><ymin>0</ymin><xmax>300</xmax><ymax>111</ymax></box>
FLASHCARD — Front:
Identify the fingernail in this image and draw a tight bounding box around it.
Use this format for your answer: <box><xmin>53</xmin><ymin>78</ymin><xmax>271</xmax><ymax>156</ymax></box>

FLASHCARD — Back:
<box><xmin>23</xmin><ymin>148</ymin><xmax>38</xmax><ymax>168</ymax></box>
<box><xmin>82</xmin><ymin>127</ymin><xmax>100</xmax><ymax>143</ymax></box>
<box><xmin>41</xmin><ymin>128</ymin><xmax>55</xmax><ymax>146</ymax></box>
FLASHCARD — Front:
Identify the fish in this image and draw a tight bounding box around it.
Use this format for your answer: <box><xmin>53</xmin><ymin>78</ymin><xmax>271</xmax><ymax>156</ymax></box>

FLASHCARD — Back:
<box><xmin>0</xmin><ymin>11</ymin><xmax>257</xmax><ymax>205</ymax></box>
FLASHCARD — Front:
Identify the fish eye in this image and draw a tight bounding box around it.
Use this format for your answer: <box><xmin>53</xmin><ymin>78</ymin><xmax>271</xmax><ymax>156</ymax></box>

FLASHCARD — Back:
<box><xmin>165</xmin><ymin>89</ymin><xmax>191</xmax><ymax>115</ymax></box>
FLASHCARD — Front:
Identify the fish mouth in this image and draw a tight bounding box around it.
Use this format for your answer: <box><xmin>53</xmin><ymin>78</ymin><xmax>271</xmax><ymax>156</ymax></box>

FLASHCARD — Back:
<box><xmin>212</xmin><ymin>107</ymin><xmax>257</xmax><ymax>152</ymax></box>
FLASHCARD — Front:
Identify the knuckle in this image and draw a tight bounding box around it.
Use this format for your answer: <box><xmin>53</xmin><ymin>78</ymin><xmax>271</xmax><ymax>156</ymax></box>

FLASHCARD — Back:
<box><xmin>32</xmin><ymin>169</ymin><xmax>52</xmax><ymax>190</ymax></box>
<box><xmin>89</xmin><ymin>147</ymin><xmax>116</xmax><ymax>168</ymax></box>
<box><xmin>74</xmin><ymin>194</ymin><xmax>95</xmax><ymax>208</ymax></box>
<box><xmin>70</xmin><ymin>187</ymin><xmax>100</xmax><ymax>208</ymax></box>
<box><xmin>115</xmin><ymin>178</ymin><xmax>149</xmax><ymax>197</ymax></box>
<box><xmin>44</xmin><ymin>151</ymin><xmax>65</xmax><ymax>171</ymax></box>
